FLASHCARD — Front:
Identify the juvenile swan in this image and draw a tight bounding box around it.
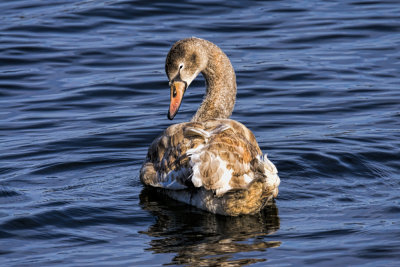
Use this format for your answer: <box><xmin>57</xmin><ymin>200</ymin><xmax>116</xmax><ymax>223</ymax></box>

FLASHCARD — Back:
<box><xmin>140</xmin><ymin>38</ymin><xmax>280</xmax><ymax>216</ymax></box>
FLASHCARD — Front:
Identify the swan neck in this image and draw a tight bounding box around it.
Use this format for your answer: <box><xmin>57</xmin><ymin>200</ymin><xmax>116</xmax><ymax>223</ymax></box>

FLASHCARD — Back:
<box><xmin>191</xmin><ymin>44</ymin><xmax>237</xmax><ymax>122</ymax></box>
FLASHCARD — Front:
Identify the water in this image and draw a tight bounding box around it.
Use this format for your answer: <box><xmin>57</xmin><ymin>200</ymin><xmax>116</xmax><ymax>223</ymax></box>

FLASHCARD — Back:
<box><xmin>1</xmin><ymin>0</ymin><xmax>399</xmax><ymax>265</ymax></box>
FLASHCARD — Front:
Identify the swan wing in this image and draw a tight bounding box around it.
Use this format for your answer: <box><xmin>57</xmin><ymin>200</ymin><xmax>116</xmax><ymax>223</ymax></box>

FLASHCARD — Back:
<box><xmin>140</xmin><ymin>119</ymin><xmax>278</xmax><ymax>196</ymax></box>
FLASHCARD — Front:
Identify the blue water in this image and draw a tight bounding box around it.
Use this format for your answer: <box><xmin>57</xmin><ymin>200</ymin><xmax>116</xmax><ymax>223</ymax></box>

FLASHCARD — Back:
<box><xmin>1</xmin><ymin>0</ymin><xmax>400</xmax><ymax>266</ymax></box>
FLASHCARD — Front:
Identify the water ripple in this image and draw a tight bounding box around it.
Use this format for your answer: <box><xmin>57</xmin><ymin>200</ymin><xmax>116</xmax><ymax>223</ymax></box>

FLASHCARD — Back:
<box><xmin>1</xmin><ymin>0</ymin><xmax>400</xmax><ymax>265</ymax></box>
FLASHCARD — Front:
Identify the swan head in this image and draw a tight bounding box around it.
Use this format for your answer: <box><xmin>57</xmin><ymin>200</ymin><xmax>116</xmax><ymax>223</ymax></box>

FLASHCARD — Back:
<box><xmin>165</xmin><ymin>38</ymin><xmax>208</xmax><ymax>120</ymax></box>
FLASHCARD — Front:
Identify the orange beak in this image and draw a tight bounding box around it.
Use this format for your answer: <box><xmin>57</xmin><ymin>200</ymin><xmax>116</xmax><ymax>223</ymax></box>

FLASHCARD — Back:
<box><xmin>168</xmin><ymin>81</ymin><xmax>186</xmax><ymax>120</ymax></box>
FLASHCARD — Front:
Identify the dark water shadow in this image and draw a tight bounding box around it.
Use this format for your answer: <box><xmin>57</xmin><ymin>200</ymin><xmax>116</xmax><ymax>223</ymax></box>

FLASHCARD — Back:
<box><xmin>139</xmin><ymin>188</ymin><xmax>281</xmax><ymax>266</ymax></box>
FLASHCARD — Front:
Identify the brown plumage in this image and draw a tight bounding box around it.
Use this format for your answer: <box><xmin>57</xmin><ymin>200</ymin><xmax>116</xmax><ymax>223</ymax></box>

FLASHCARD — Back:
<box><xmin>140</xmin><ymin>38</ymin><xmax>280</xmax><ymax>216</ymax></box>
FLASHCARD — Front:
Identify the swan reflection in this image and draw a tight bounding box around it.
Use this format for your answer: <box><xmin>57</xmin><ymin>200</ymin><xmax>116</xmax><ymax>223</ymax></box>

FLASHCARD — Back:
<box><xmin>139</xmin><ymin>188</ymin><xmax>281</xmax><ymax>266</ymax></box>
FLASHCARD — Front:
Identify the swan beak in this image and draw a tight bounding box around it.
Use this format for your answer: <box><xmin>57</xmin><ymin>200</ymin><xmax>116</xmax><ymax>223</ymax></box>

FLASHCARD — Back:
<box><xmin>168</xmin><ymin>81</ymin><xmax>186</xmax><ymax>120</ymax></box>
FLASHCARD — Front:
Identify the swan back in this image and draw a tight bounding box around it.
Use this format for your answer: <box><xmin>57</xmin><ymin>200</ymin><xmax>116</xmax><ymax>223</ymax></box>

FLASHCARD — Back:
<box><xmin>140</xmin><ymin>120</ymin><xmax>279</xmax><ymax>206</ymax></box>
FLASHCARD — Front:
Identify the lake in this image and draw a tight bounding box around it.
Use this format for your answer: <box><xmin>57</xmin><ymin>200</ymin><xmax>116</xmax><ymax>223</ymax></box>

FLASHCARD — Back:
<box><xmin>1</xmin><ymin>0</ymin><xmax>399</xmax><ymax>266</ymax></box>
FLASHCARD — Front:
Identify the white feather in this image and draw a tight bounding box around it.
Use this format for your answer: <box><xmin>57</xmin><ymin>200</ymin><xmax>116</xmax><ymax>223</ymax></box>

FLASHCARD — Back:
<box><xmin>243</xmin><ymin>173</ymin><xmax>253</xmax><ymax>184</ymax></box>
<box><xmin>213</xmin><ymin>155</ymin><xmax>233</xmax><ymax>196</ymax></box>
<box><xmin>187</xmin><ymin>144</ymin><xmax>205</xmax><ymax>187</ymax></box>
<box><xmin>260</xmin><ymin>154</ymin><xmax>280</xmax><ymax>188</ymax></box>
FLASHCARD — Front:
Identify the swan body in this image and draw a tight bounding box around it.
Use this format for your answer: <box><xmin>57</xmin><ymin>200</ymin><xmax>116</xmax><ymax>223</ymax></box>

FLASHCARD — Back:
<box><xmin>140</xmin><ymin>38</ymin><xmax>280</xmax><ymax>216</ymax></box>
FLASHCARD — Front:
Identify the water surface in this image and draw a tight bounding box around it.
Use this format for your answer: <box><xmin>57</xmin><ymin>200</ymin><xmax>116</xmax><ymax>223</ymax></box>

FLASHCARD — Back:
<box><xmin>1</xmin><ymin>0</ymin><xmax>400</xmax><ymax>266</ymax></box>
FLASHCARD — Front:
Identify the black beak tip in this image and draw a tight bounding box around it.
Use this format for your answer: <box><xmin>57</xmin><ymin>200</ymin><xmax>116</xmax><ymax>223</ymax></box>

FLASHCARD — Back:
<box><xmin>167</xmin><ymin>111</ymin><xmax>175</xmax><ymax>120</ymax></box>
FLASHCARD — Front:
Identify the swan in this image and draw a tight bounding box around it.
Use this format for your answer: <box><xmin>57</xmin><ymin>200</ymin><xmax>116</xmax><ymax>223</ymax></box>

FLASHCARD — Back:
<box><xmin>140</xmin><ymin>37</ymin><xmax>280</xmax><ymax>216</ymax></box>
